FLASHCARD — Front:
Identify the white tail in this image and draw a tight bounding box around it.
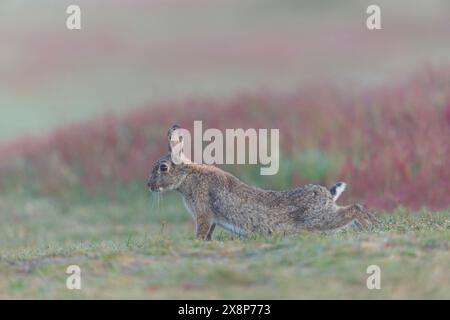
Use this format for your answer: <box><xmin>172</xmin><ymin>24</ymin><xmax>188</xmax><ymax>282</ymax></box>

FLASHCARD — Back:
<box><xmin>330</xmin><ymin>182</ymin><xmax>347</xmax><ymax>201</ymax></box>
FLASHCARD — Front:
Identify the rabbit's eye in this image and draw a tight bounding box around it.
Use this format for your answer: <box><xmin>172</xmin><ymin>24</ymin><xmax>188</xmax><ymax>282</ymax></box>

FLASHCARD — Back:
<box><xmin>159</xmin><ymin>163</ymin><xmax>169</xmax><ymax>172</ymax></box>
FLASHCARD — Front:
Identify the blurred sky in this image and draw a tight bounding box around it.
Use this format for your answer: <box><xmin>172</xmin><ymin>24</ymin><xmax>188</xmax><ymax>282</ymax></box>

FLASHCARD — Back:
<box><xmin>1</xmin><ymin>0</ymin><xmax>450</xmax><ymax>141</ymax></box>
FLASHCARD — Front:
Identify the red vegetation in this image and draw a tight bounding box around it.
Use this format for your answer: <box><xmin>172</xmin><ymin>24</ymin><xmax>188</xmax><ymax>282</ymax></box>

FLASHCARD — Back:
<box><xmin>1</xmin><ymin>70</ymin><xmax>449</xmax><ymax>210</ymax></box>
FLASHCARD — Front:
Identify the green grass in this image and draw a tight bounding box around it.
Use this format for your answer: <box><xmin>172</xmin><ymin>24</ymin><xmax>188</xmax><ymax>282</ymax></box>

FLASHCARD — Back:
<box><xmin>0</xmin><ymin>192</ymin><xmax>449</xmax><ymax>299</ymax></box>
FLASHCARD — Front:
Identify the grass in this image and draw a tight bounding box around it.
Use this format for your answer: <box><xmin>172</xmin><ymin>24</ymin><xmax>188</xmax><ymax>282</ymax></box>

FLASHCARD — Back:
<box><xmin>1</xmin><ymin>191</ymin><xmax>449</xmax><ymax>299</ymax></box>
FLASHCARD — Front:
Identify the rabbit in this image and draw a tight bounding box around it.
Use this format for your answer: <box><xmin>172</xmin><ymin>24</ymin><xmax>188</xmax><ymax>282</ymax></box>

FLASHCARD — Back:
<box><xmin>147</xmin><ymin>125</ymin><xmax>380</xmax><ymax>240</ymax></box>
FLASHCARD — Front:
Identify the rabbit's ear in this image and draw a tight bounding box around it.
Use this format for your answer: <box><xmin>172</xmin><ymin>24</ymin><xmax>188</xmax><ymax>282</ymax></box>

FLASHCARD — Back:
<box><xmin>168</xmin><ymin>124</ymin><xmax>184</xmax><ymax>164</ymax></box>
<box><xmin>168</xmin><ymin>124</ymin><xmax>182</xmax><ymax>152</ymax></box>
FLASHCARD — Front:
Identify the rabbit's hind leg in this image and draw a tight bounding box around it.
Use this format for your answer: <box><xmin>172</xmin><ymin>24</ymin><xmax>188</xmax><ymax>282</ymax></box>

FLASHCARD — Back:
<box><xmin>338</xmin><ymin>204</ymin><xmax>380</xmax><ymax>230</ymax></box>
<box><xmin>309</xmin><ymin>206</ymin><xmax>364</xmax><ymax>231</ymax></box>
<box><xmin>352</xmin><ymin>204</ymin><xmax>381</xmax><ymax>227</ymax></box>
<box><xmin>334</xmin><ymin>205</ymin><xmax>369</xmax><ymax>230</ymax></box>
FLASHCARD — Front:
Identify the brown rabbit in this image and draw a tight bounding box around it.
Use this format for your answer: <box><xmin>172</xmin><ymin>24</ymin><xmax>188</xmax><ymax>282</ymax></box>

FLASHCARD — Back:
<box><xmin>147</xmin><ymin>125</ymin><xmax>380</xmax><ymax>240</ymax></box>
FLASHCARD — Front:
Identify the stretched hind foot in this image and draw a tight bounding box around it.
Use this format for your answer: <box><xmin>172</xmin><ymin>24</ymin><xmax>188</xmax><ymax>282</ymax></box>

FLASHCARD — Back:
<box><xmin>335</xmin><ymin>204</ymin><xmax>380</xmax><ymax>230</ymax></box>
<box><xmin>345</xmin><ymin>204</ymin><xmax>380</xmax><ymax>230</ymax></box>
<box><xmin>356</xmin><ymin>204</ymin><xmax>381</xmax><ymax>226</ymax></box>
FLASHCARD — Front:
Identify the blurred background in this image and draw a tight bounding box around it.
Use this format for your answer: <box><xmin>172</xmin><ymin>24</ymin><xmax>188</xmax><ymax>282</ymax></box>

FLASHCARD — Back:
<box><xmin>1</xmin><ymin>0</ymin><xmax>450</xmax><ymax>139</ymax></box>
<box><xmin>1</xmin><ymin>0</ymin><xmax>449</xmax><ymax>208</ymax></box>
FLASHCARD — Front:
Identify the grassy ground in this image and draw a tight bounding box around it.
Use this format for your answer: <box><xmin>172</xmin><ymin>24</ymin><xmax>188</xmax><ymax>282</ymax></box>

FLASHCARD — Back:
<box><xmin>0</xmin><ymin>191</ymin><xmax>449</xmax><ymax>299</ymax></box>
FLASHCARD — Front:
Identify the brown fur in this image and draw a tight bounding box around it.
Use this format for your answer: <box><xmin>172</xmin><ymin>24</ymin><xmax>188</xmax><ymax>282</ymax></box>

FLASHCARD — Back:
<box><xmin>147</xmin><ymin>126</ymin><xmax>379</xmax><ymax>240</ymax></box>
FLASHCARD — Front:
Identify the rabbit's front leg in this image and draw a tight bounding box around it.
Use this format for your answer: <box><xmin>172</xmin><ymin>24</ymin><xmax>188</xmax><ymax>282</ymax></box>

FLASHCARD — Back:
<box><xmin>196</xmin><ymin>215</ymin><xmax>215</xmax><ymax>240</ymax></box>
<box><xmin>206</xmin><ymin>223</ymin><xmax>216</xmax><ymax>240</ymax></box>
